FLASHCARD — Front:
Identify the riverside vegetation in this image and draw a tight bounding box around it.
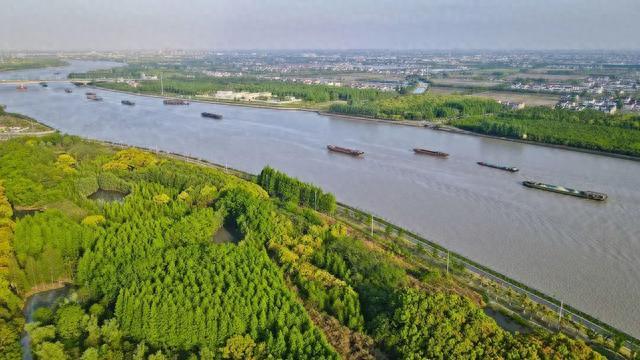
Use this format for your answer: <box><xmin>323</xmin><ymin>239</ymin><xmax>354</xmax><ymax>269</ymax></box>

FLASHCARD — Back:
<box><xmin>0</xmin><ymin>127</ymin><xmax>614</xmax><ymax>359</ymax></box>
<box><xmin>0</xmin><ymin>58</ymin><xmax>67</xmax><ymax>72</ymax></box>
<box><xmin>74</xmin><ymin>64</ymin><xmax>640</xmax><ymax>157</ymax></box>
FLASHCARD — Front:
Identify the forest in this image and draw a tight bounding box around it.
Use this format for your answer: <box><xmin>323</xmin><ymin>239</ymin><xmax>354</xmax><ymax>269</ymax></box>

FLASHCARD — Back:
<box><xmin>0</xmin><ymin>132</ymin><xmax>612</xmax><ymax>359</ymax></box>
<box><xmin>451</xmin><ymin>107</ymin><xmax>640</xmax><ymax>157</ymax></box>
<box><xmin>328</xmin><ymin>94</ymin><xmax>504</xmax><ymax>120</ymax></box>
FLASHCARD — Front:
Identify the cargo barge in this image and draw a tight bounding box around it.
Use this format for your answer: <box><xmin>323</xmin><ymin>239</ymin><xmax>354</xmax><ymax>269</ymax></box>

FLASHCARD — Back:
<box><xmin>121</xmin><ymin>100</ymin><xmax>135</xmax><ymax>106</ymax></box>
<box><xmin>87</xmin><ymin>94</ymin><xmax>103</xmax><ymax>101</ymax></box>
<box><xmin>327</xmin><ymin>145</ymin><xmax>364</xmax><ymax>157</ymax></box>
<box><xmin>85</xmin><ymin>92</ymin><xmax>96</xmax><ymax>96</ymax></box>
<box><xmin>522</xmin><ymin>181</ymin><xmax>607</xmax><ymax>201</ymax></box>
<box><xmin>64</xmin><ymin>88</ymin><xmax>73</xmax><ymax>93</ymax></box>
<box><xmin>201</xmin><ymin>112</ymin><xmax>223</xmax><ymax>119</ymax></box>
<box><xmin>39</xmin><ymin>82</ymin><xmax>48</xmax><ymax>87</ymax></box>
<box><xmin>477</xmin><ymin>161</ymin><xmax>519</xmax><ymax>172</ymax></box>
<box><xmin>163</xmin><ymin>99</ymin><xmax>190</xmax><ymax>105</ymax></box>
<box><xmin>413</xmin><ymin>148</ymin><xmax>449</xmax><ymax>157</ymax></box>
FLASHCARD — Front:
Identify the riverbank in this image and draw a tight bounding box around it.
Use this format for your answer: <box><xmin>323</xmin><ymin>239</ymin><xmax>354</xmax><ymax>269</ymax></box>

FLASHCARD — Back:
<box><xmin>89</xmin><ymin>138</ymin><xmax>640</xmax><ymax>355</ymax></box>
<box><xmin>89</xmin><ymin>83</ymin><xmax>640</xmax><ymax>162</ymax></box>
<box><xmin>0</xmin><ymin>59</ymin><xmax>68</xmax><ymax>73</ymax></box>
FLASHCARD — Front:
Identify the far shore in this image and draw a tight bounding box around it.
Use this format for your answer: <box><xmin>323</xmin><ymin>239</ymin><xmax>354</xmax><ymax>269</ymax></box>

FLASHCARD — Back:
<box><xmin>87</xmin><ymin>84</ymin><xmax>640</xmax><ymax>163</ymax></box>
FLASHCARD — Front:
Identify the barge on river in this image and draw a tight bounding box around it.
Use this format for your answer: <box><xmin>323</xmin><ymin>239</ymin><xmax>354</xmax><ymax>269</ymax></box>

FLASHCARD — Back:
<box><xmin>477</xmin><ymin>161</ymin><xmax>519</xmax><ymax>172</ymax></box>
<box><xmin>121</xmin><ymin>100</ymin><xmax>135</xmax><ymax>106</ymax></box>
<box><xmin>64</xmin><ymin>88</ymin><xmax>73</xmax><ymax>93</ymax></box>
<box><xmin>163</xmin><ymin>99</ymin><xmax>190</xmax><ymax>105</ymax></box>
<box><xmin>522</xmin><ymin>181</ymin><xmax>607</xmax><ymax>201</ymax></box>
<box><xmin>327</xmin><ymin>145</ymin><xmax>364</xmax><ymax>157</ymax></box>
<box><xmin>201</xmin><ymin>112</ymin><xmax>223</xmax><ymax>119</ymax></box>
<box><xmin>87</xmin><ymin>94</ymin><xmax>103</xmax><ymax>101</ymax></box>
<box><xmin>413</xmin><ymin>148</ymin><xmax>449</xmax><ymax>157</ymax></box>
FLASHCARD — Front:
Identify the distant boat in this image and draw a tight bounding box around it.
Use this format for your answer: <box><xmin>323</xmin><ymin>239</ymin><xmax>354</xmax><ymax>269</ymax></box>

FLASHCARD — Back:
<box><xmin>477</xmin><ymin>161</ymin><xmax>519</xmax><ymax>172</ymax></box>
<box><xmin>85</xmin><ymin>92</ymin><xmax>96</xmax><ymax>96</ymax></box>
<box><xmin>64</xmin><ymin>88</ymin><xmax>73</xmax><ymax>93</ymax></box>
<box><xmin>327</xmin><ymin>145</ymin><xmax>364</xmax><ymax>157</ymax></box>
<box><xmin>16</xmin><ymin>84</ymin><xmax>27</xmax><ymax>91</ymax></box>
<box><xmin>413</xmin><ymin>148</ymin><xmax>449</xmax><ymax>157</ymax></box>
<box><xmin>201</xmin><ymin>112</ymin><xmax>223</xmax><ymax>119</ymax></box>
<box><xmin>163</xmin><ymin>99</ymin><xmax>189</xmax><ymax>105</ymax></box>
<box><xmin>87</xmin><ymin>94</ymin><xmax>103</xmax><ymax>101</ymax></box>
<box><xmin>39</xmin><ymin>82</ymin><xmax>48</xmax><ymax>87</ymax></box>
<box><xmin>121</xmin><ymin>100</ymin><xmax>135</xmax><ymax>106</ymax></box>
<box><xmin>522</xmin><ymin>181</ymin><xmax>607</xmax><ymax>201</ymax></box>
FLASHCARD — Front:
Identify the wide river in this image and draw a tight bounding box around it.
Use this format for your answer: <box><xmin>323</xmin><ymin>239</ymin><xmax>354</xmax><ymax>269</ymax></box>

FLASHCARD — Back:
<box><xmin>1</xmin><ymin>61</ymin><xmax>639</xmax><ymax>338</ymax></box>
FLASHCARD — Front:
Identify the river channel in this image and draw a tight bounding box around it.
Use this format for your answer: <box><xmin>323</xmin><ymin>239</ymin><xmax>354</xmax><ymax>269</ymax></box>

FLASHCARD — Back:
<box><xmin>1</xmin><ymin>61</ymin><xmax>639</xmax><ymax>337</ymax></box>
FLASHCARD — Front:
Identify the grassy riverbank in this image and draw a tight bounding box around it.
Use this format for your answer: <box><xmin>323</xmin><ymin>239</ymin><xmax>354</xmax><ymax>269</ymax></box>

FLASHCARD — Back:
<box><xmin>0</xmin><ymin>125</ymin><xmax>621</xmax><ymax>358</ymax></box>
<box><xmin>0</xmin><ymin>58</ymin><xmax>67</xmax><ymax>72</ymax></box>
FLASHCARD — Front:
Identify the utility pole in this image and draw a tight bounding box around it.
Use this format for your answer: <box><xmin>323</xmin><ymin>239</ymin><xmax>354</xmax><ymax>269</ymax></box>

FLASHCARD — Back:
<box><xmin>558</xmin><ymin>300</ymin><xmax>564</xmax><ymax>327</ymax></box>
<box><xmin>370</xmin><ymin>216</ymin><xmax>373</xmax><ymax>237</ymax></box>
<box><xmin>446</xmin><ymin>251</ymin><xmax>450</xmax><ymax>275</ymax></box>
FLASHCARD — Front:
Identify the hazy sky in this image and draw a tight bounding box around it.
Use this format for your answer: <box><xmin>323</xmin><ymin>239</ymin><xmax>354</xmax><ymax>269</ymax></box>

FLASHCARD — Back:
<box><xmin>1</xmin><ymin>0</ymin><xmax>638</xmax><ymax>51</ymax></box>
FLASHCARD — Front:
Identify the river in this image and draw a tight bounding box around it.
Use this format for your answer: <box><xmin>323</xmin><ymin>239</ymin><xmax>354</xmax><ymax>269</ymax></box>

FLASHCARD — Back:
<box><xmin>1</xmin><ymin>61</ymin><xmax>639</xmax><ymax>338</ymax></box>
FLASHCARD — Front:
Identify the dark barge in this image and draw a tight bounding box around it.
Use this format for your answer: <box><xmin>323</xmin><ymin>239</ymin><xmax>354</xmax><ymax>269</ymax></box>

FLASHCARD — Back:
<box><xmin>413</xmin><ymin>148</ymin><xmax>449</xmax><ymax>157</ymax></box>
<box><xmin>522</xmin><ymin>181</ymin><xmax>607</xmax><ymax>201</ymax></box>
<box><xmin>327</xmin><ymin>145</ymin><xmax>364</xmax><ymax>157</ymax></box>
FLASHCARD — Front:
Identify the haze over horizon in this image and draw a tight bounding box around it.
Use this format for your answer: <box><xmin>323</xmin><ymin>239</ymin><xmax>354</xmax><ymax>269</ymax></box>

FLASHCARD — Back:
<box><xmin>1</xmin><ymin>0</ymin><xmax>639</xmax><ymax>51</ymax></box>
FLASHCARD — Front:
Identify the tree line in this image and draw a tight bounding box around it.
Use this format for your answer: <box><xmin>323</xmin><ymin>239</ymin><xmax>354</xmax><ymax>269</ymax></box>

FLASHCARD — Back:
<box><xmin>451</xmin><ymin>106</ymin><xmax>640</xmax><ymax>157</ymax></box>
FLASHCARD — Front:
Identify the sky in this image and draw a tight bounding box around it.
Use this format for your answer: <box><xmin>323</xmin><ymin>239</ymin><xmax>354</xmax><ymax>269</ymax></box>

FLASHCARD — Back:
<box><xmin>1</xmin><ymin>0</ymin><xmax>638</xmax><ymax>51</ymax></box>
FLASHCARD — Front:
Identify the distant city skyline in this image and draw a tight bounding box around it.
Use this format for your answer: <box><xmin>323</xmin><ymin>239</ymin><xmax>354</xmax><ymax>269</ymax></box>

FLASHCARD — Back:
<box><xmin>1</xmin><ymin>0</ymin><xmax>638</xmax><ymax>51</ymax></box>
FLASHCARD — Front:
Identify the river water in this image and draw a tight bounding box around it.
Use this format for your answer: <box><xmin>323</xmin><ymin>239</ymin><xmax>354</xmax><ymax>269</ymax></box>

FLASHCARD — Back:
<box><xmin>1</xmin><ymin>61</ymin><xmax>639</xmax><ymax>338</ymax></box>
<box><xmin>21</xmin><ymin>286</ymin><xmax>70</xmax><ymax>360</ymax></box>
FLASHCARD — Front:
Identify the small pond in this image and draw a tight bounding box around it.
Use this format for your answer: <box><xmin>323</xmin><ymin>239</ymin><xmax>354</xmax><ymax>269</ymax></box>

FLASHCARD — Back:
<box><xmin>88</xmin><ymin>189</ymin><xmax>127</xmax><ymax>202</ymax></box>
<box><xmin>12</xmin><ymin>208</ymin><xmax>42</xmax><ymax>220</ymax></box>
<box><xmin>212</xmin><ymin>223</ymin><xmax>243</xmax><ymax>244</ymax></box>
<box><xmin>484</xmin><ymin>306</ymin><xmax>532</xmax><ymax>334</ymax></box>
<box><xmin>22</xmin><ymin>286</ymin><xmax>71</xmax><ymax>360</ymax></box>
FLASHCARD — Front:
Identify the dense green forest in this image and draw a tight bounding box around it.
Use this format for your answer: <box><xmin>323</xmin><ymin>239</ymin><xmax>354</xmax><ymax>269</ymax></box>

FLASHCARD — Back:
<box><xmin>0</xmin><ymin>132</ymin><xmax>610</xmax><ymax>359</ymax></box>
<box><xmin>451</xmin><ymin>107</ymin><xmax>640</xmax><ymax>157</ymax></box>
<box><xmin>329</xmin><ymin>94</ymin><xmax>504</xmax><ymax>120</ymax></box>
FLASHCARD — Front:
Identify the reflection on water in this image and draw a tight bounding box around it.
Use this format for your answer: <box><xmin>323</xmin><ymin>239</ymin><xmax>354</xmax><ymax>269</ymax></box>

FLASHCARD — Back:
<box><xmin>12</xmin><ymin>208</ymin><xmax>42</xmax><ymax>220</ymax></box>
<box><xmin>88</xmin><ymin>189</ymin><xmax>126</xmax><ymax>202</ymax></box>
<box><xmin>213</xmin><ymin>223</ymin><xmax>243</xmax><ymax>244</ymax></box>
<box><xmin>1</xmin><ymin>61</ymin><xmax>640</xmax><ymax>337</ymax></box>
<box><xmin>22</xmin><ymin>286</ymin><xmax>71</xmax><ymax>360</ymax></box>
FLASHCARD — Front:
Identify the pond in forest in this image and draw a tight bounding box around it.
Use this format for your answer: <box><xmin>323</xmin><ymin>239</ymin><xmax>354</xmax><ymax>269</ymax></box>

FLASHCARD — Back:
<box><xmin>12</xmin><ymin>208</ymin><xmax>42</xmax><ymax>220</ymax></box>
<box><xmin>212</xmin><ymin>223</ymin><xmax>243</xmax><ymax>244</ymax></box>
<box><xmin>88</xmin><ymin>189</ymin><xmax>127</xmax><ymax>202</ymax></box>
